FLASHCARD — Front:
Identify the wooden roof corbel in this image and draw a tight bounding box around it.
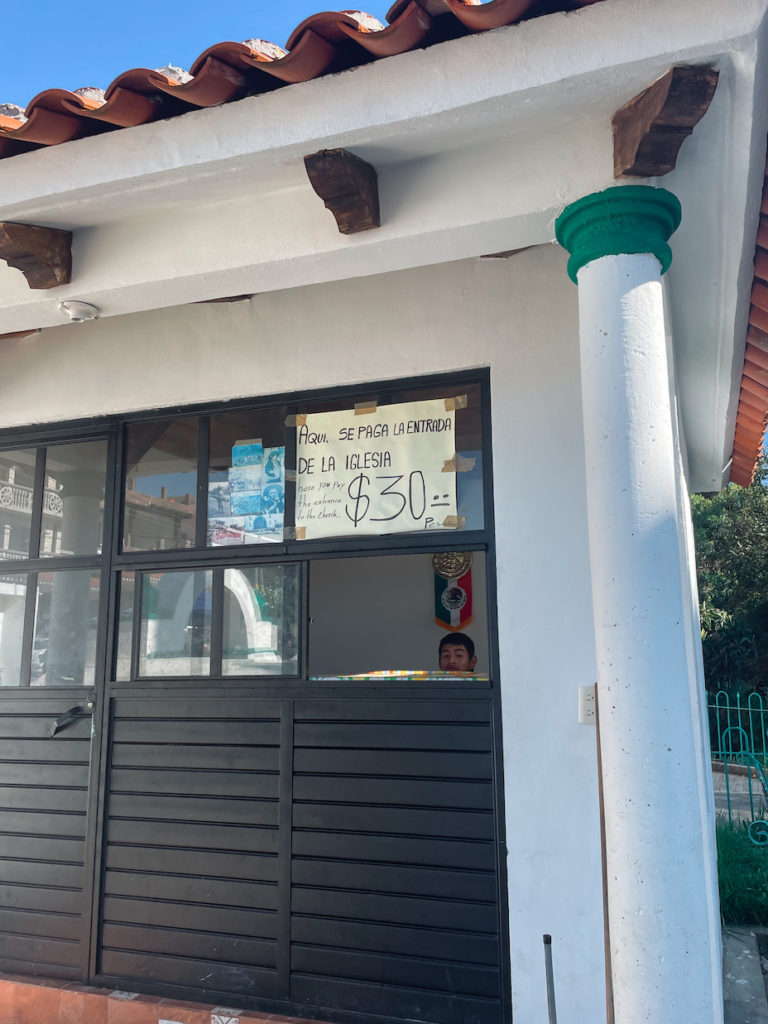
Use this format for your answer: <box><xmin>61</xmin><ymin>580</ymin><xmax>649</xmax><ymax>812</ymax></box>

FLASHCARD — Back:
<box><xmin>304</xmin><ymin>148</ymin><xmax>380</xmax><ymax>234</ymax></box>
<box><xmin>613</xmin><ymin>65</ymin><xmax>719</xmax><ymax>178</ymax></box>
<box><xmin>0</xmin><ymin>329</ymin><xmax>40</xmax><ymax>340</ymax></box>
<box><xmin>0</xmin><ymin>221</ymin><xmax>72</xmax><ymax>289</ymax></box>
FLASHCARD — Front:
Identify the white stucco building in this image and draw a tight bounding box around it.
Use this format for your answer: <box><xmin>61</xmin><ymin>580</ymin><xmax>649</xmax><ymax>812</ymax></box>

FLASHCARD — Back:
<box><xmin>0</xmin><ymin>2</ymin><xmax>766</xmax><ymax>1023</ymax></box>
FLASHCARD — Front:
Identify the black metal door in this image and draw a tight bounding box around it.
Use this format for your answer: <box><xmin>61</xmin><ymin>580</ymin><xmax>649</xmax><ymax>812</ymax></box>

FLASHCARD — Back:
<box><xmin>0</xmin><ymin>689</ymin><xmax>97</xmax><ymax>981</ymax></box>
<box><xmin>0</xmin><ymin>371</ymin><xmax>506</xmax><ymax>1024</ymax></box>
<box><xmin>92</xmin><ymin>687</ymin><xmax>505</xmax><ymax>1024</ymax></box>
<box><xmin>288</xmin><ymin>695</ymin><xmax>502</xmax><ymax>1024</ymax></box>
<box><xmin>96</xmin><ymin>691</ymin><xmax>284</xmax><ymax>999</ymax></box>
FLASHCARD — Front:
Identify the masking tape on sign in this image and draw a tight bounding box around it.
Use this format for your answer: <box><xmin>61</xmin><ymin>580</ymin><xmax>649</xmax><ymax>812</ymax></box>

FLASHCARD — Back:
<box><xmin>283</xmin><ymin>526</ymin><xmax>306</xmax><ymax>541</ymax></box>
<box><xmin>442</xmin><ymin>454</ymin><xmax>476</xmax><ymax>473</ymax></box>
<box><xmin>444</xmin><ymin>395</ymin><xmax>468</xmax><ymax>411</ymax></box>
<box><xmin>354</xmin><ymin>400</ymin><xmax>378</xmax><ymax>415</ymax></box>
<box><xmin>443</xmin><ymin>515</ymin><xmax>466</xmax><ymax>529</ymax></box>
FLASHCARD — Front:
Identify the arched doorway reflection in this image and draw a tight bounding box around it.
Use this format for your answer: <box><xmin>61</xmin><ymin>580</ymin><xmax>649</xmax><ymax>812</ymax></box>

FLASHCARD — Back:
<box><xmin>222</xmin><ymin>566</ymin><xmax>298</xmax><ymax>676</ymax></box>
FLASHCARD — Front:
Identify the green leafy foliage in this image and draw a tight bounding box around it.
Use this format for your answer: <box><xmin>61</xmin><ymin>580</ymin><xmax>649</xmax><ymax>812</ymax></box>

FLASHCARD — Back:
<box><xmin>693</xmin><ymin>454</ymin><xmax>768</xmax><ymax>695</ymax></box>
<box><xmin>716</xmin><ymin>818</ymin><xmax>768</xmax><ymax>924</ymax></box>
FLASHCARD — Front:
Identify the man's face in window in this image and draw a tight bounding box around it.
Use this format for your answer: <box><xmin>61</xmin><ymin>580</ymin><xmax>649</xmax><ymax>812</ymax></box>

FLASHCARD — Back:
<box><xmin>439</xmin><ymin>643</ymin><xmax>477</xmax><ymax>672</ymax></box>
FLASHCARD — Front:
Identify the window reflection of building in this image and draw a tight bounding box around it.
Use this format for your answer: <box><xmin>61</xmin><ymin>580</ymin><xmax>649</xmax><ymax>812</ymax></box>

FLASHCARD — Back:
<box><xmin>221</xmin><ymin>566</ymin><xmax>298</xmax><ymax>676</ymax></box>
<box><xmin>0</xmin><ymin>449</ymin><xmax>107</xmax><ymax>560</ymax></box>
<box><xmin>140</xmin><ymin>571</ymin><xmax>212</xmax><ymax>676</ymax></box>
<box><xmin>123</xmin><ymin>419</ymin><xmax>198</xmax><ymax>552</ymax></box>
<box><xmin>0</xmin><ymin>455</ymin><xmax>64</xmax><ymax>559</ymax></box>
<box><xmin>123</xmin><ymin>483</ymin><xmax>196</xmax><ymax>551</ymax></box>
<box><xmin>130</xmin><ymin>565</ymin><xmax>297</xmax><ymax>680</ymax></box>
<box><xmin>0</xmin><ymin>444</ymin><xmax>106</xmax><ymax>686</ymax></box>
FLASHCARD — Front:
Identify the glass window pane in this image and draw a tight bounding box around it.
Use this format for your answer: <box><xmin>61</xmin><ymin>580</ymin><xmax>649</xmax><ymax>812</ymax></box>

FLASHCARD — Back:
<box><xmin>33</xmin><ymin>570</ymin><xmax>100</xmax><ymax>687</ymax></box>
<box><xmin>208</xmin><ymin>408</ymin><xmax>286</xmax><ymax>546</ymax></box>
<box><xmin>0</xmin><ymin>571</ymin><xmax>27</xmax><ymax>686</ymax></box>
<box><xmin>115</xmin><ymin>572</ymin><xmax>135</xmax><ymax>682</ymax></box>
<box><xmin>222</xmin><ymin>565</ymin><xmax>299</xmax><ymax>676</ymax></box>
<box><xmin>123</xmin><ymin>420</ymin><xmax>198</xmax><ymax>551</ymax></box>
<box><xmin>0</xmin><ymin>449</ymin><xmax>37</xmax><ymax>560</ymax></box>
<box><xmin>139</xmin><ymin>570</ymin><xmax>212</xmax><ymax>677</ymax></box>
<box><xmin>308</xmin><ymin>552</ymin><xmax>487</xmax><ymax>679</ymax></box>
<box><xmin>41</xmin><ymin>441</ymin><xmax>107</xmax><ymax>557</ymax></box>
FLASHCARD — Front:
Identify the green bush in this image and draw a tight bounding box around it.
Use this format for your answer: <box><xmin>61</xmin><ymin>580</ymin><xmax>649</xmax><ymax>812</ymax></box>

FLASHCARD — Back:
<box><xmin>693</xmin><ymin>457</ymin><xmax>768</xmax><ymax>696</ymax></box>
<box><xmin>717</xmin><ymin>818</ymin><xmax>768</xmax><ymax>924</ymax></box>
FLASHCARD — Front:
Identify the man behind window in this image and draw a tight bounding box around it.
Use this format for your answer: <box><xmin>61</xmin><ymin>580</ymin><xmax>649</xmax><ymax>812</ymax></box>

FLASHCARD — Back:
<box><xmin>438</xmin><ymin>632</ymin><xmax>477</xmax><ymax>672</ymax></box>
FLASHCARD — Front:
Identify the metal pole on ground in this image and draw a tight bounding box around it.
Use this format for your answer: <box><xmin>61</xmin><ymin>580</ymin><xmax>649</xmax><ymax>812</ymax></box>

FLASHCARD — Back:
<box><xmin>543</xmin><ymin>933</ymin><xmax>557</xmax><ymax>1024</ymax></box>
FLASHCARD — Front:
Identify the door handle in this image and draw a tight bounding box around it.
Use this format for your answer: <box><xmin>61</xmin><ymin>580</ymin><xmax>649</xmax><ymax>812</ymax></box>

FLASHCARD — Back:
<box><xmin>50</xmin><ymin>696</ymin><xmax>95</xmax><ymax>737</ymax></box>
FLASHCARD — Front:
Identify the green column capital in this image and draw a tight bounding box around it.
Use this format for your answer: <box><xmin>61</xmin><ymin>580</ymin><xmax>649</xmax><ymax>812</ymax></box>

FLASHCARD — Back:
<box><xmin>554</xmin><ymin>185</ymin><xmax>682</xmax><ymax>284</ymax></box>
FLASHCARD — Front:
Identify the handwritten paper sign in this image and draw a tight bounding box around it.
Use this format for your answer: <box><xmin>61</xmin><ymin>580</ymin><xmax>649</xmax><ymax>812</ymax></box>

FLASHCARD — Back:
<box><xmin>296</xmin><ymin>399</ymin><xmax>457</xmax><ymax>539</ymax></box>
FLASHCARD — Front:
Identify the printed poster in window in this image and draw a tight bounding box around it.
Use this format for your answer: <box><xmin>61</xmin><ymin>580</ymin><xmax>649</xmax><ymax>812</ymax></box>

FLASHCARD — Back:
<box><xmin>209</xmin><ymin>443</ymin><xmax>285</xmax><ymax>544</ymax></box>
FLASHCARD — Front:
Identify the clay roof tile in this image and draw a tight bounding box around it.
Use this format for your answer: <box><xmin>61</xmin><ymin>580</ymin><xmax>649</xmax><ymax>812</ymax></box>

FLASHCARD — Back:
<box><xmin>0</xmin><ymin>2</ymin><xmax>601</xmax><ymax>158</ymax></box>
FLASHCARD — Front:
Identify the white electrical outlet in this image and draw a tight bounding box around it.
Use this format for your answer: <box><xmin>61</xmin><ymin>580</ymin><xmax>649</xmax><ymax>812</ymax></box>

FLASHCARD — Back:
<box><xmin>578</xmin><ymin>684</ymin><xmax>597</xmax><ymax>724</ymax></box>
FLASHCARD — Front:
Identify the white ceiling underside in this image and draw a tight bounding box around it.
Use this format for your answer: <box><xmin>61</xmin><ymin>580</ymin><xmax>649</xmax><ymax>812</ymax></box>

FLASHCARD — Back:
<box><xmin>0</xmin><ymin>0</ymin><xmax>766</xmax><ymax>490</ymax></box>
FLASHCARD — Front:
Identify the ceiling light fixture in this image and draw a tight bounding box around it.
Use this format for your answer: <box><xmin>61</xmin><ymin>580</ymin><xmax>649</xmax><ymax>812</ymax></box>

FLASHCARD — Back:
<box><xmin>58</xmin><ymin>300</ymin><xmax>100</xmax><ymax>324</ymax></box>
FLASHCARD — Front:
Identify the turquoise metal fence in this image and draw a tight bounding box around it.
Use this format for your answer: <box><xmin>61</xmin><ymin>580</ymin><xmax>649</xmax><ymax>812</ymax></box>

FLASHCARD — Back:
<box><xmin>709</xmin><ymin>691</ymin><xmax>768</xmax><ymax>844</ymax></box>
<box><xmin>709</xmin><ymin>689</ymin><xmax>768</xmax><ymax>762</ymax></box>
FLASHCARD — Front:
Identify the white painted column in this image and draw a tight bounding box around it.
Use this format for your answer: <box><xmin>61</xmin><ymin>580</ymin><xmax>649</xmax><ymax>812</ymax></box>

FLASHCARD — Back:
<box><xmin>556</xmin><ymin>187</ymin><xmax>722</xmax><ymax>1024</ymax></box>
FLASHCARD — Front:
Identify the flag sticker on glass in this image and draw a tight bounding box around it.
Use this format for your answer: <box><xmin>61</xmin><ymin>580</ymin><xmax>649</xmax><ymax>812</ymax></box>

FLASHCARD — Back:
<box><xmin>295</xmin><ymin>399</ymin><xmax>457</xmax><ymax>539</ymax></box>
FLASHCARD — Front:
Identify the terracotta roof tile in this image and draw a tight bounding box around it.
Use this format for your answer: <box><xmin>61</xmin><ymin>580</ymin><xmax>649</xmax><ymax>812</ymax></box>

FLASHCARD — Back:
<box><xmin>733</xmin><ymin>450</ymin><xmax>757</xmax><ymax>468</ymax></box>
<box><xmin>731</xmin><ymin>468</ymin><xmax>755</xmax><ymax>489</ymax></box>
<box><xmin>739</xmin><ymin>414</ymin><xmax>766</xmax><ymax>435</ymax></box>
<box><xmin>733</xmin><ymin>456</ymin><xmax>760</xmax><ymax>476</ymax></box>
<box><xmin>334</xmin><ymin>4</ymin><xmax>433</xmax><ymax>58</ymax></box>
<box><xmin>436</xmin><ymin>0</ymin><xmax>540</xmax><ymax>33</ymax></box>
<box><xmin>738</xmin><ymin>420</ymin><xmax>767</xmax><ymax>444</ymax></box>
<box><xmin>0</xmin><ymin>2</ymin><xmax>602</xmax><ymax>159</ymax></box>
<box><xmin>738</xmin><ymin>374</ymin><xmax>768</xmax><ymax>402</ymax></box>
<box><xmin>733</xmin><ymin>448</ymin><xmax>757</xmax><ymax>464</ymax></box>
<box><xmin>744</xmin><ymin>359</ymin><xmax>768</xmax><ymax>389</ymax></box>
<box><xmin>739</xmin><ymin>388</ymin><xmax>768</xmax><ymax>413</ymax></box>
<box><xmin>745</xmin><ymin>341</ymin><xmax>768</xmax><ymax>370</ymax></box>
<box><xmin>733</xmin><ymin>448</ymin><xmax>760</xmax><ymax>468</ymax></box>
<box><xmin>736</xmin><ymin>426</ymin><xmax>766</xmax><ymax>450</ymax></box>
<box><xmin>752</xmin><ymin>280</ymin><xmax>768</xmax><ymax>313</ymax></box>
<box><xmin>750</xmin><ymin>303</ymin><xmax>768</xmax><ymax>336</ymax></box>
<box><xmin>737</xmin><ymin>394</ymin><xmax>767</xmax><ymax>417</ymax></box>
<box><xmin>731</xmin><ymin>183</ymin><xmax>768</xmax><ymax>483</ymax></box>
<box><xmin>756</xmin><ymin>251</ymin><xmax>768</xmax><ymax>284</ymax></box>
<box><xmin>738</xmin><ymin>421</ymin><xmax>764</xmax><ymax>444</ymax></box>
<box><xmin>735</xmin><ymin>433</ymin><xmax>763</xmax><ymax>453</ymax></box>
<box><xmin>735</xmin><ymin>437</ymin><xmax>765</xmax><ymax>463</ymax></box>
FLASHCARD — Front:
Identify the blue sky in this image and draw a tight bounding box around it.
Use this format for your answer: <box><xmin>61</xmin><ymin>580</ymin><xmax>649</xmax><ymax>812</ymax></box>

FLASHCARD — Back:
<box><xmin>1</xmin><ymin>1</ymin><xmax>392</xmax><ymax>109</ymax></box>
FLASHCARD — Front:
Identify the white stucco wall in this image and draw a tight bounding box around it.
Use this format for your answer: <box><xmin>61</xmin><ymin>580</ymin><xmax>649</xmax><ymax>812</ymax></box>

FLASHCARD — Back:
<box><xmin>0</xmin><ymin>245</ymin><xmax>605</xmax><ymax>1023</ymax></box>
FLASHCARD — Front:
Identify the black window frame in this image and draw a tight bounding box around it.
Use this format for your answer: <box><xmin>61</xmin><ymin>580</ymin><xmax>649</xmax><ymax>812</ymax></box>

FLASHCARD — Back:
<box><xmin>0</xmin><ymin>430</ymin><xmax>115</xmax><ymax>690</ymax></box>
<box><xmin>0</xmin><ymin>369</ymin><xmax>497</xmax><ymax>689</ymax></box>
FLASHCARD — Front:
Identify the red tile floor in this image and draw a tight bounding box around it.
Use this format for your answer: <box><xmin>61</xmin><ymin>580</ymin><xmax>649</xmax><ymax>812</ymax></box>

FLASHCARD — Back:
<box><xmin>0</xmin><ymin>973</ymin><xmax>331</xmax><ymax>1024</ymax></box>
